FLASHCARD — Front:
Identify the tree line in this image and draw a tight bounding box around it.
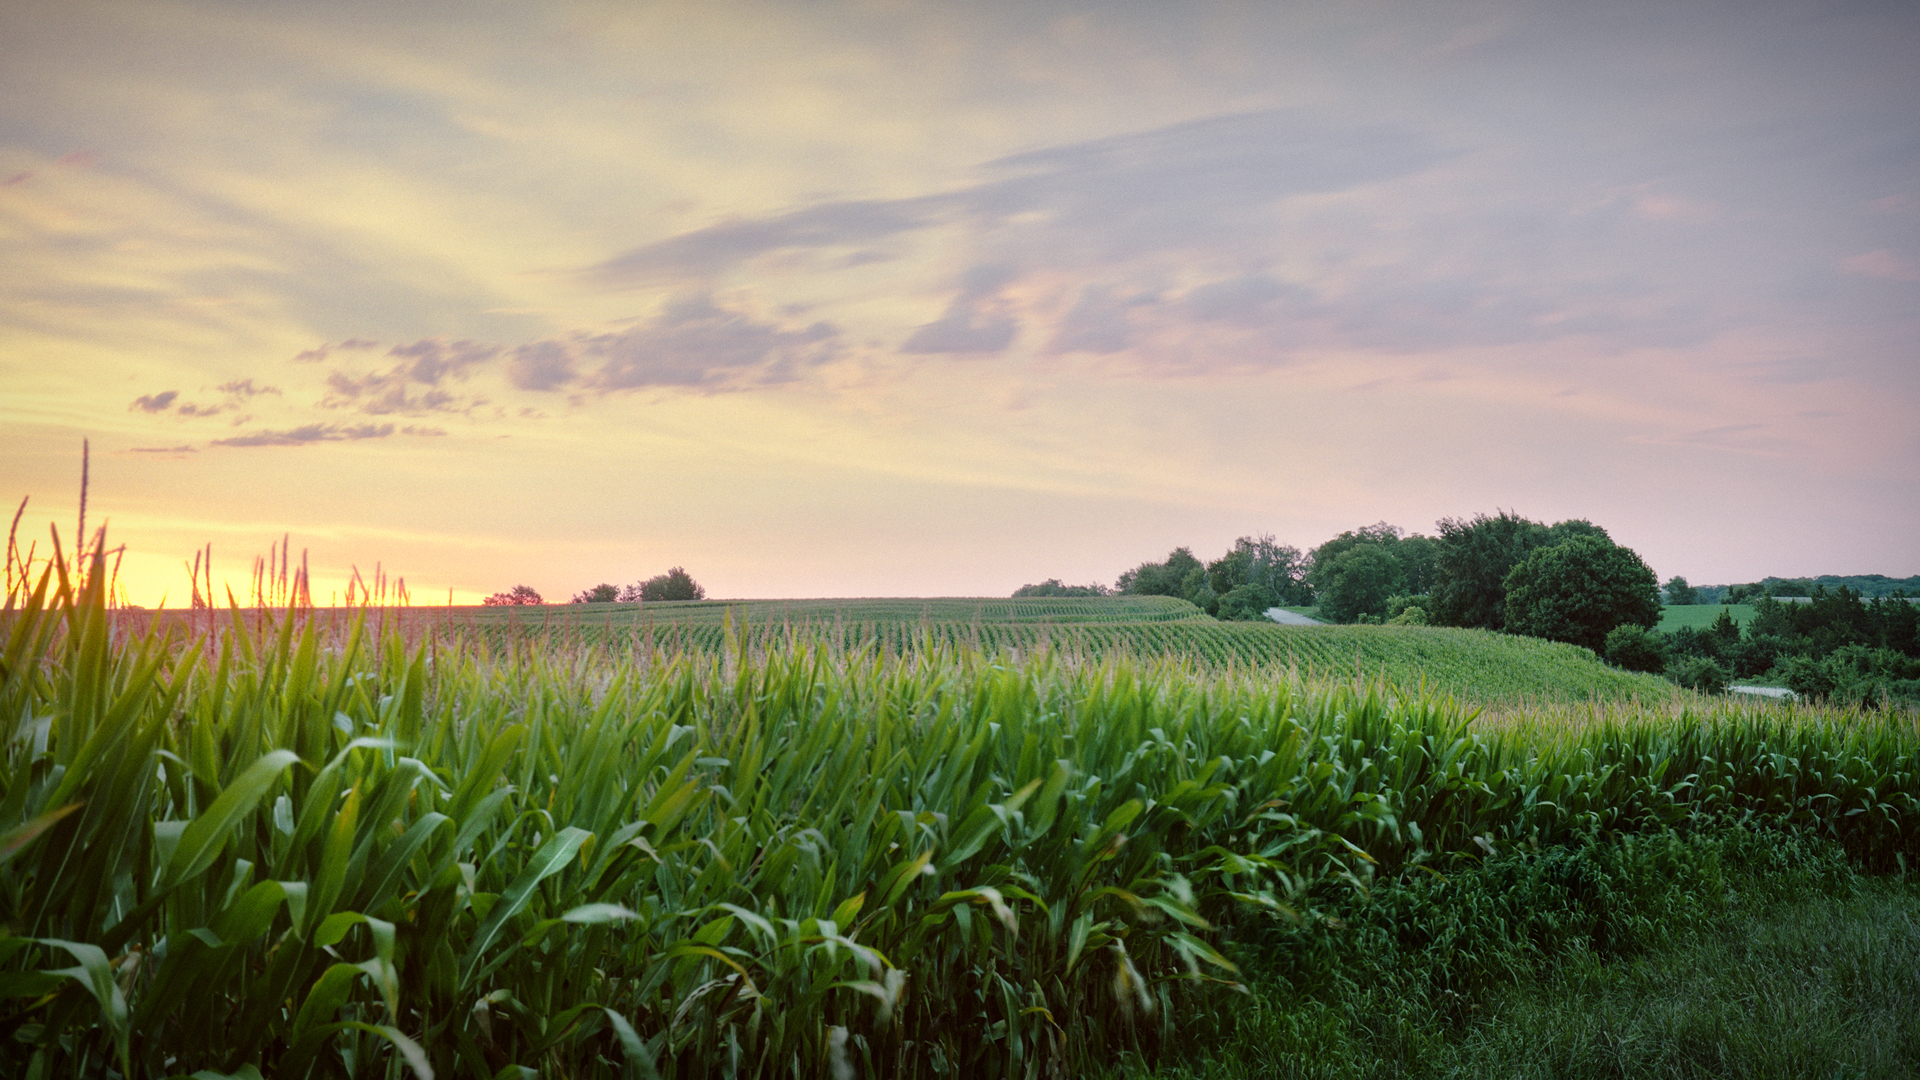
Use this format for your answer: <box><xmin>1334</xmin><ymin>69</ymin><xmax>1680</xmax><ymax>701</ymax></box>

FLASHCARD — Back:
<box><xmin>1023</xmin><ymin>510</ymin><xmax>1663</xmax><ymax>652</ymax></box>
<box><xmin>1661</xmin><ymin>574</ymin><xmax>1920</xmax><ymax>606</ymax></box>
<box><xmin>481</xmin><ymin>567</ymin><xmax>706</xmax><ymax>606</ymax></box>
<box><xmin>1611</xmin><ymin>589</ymin><xmax>1920</xmax><ymax>707</ymax></box>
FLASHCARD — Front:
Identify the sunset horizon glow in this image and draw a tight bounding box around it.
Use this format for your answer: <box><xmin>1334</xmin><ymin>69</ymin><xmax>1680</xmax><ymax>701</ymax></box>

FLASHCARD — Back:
<box><xmin>4</xmin><ymin>0</ymin><xmax>1917</xmax><ymax>607</ymax></box>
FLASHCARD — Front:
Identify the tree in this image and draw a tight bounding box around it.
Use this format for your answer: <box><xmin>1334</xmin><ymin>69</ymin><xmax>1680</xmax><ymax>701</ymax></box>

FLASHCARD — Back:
<box><xmin>1395</xmin><ymin>534</ymin><xmax>1439</xmax><ymax>596</ymax></box>
<box><xmin>1208</xmin><ymin>535</ymin><xmax>1312</xmax><ymax>606</ymax></box>
<box><xmin>483</xmin><ymin>584</ymin><xmax>543</xmax><ymax>606</ymax></box>
<box><xmin>571</xmin><ymin>583</ymin><xmax>620</xmax><ymax>603</ymax></box>
<box><xmin>1428</xmin><ymin>511</ymin><xmax>1551</xmax><ymax>631</ymax></box>
<box><xmin>1664</xmin><ymin>576</ymin><xmax>1698</xmax><ymax>605</ymax></box>
<box><xmin>1503</xmin><ymin>536</ymin><xmax>1662</xmax><ymax>653</ymax></box>
<box><xmin>635</xmin><ymin>567</ymin><xmax>705</xmax><ymax>602</ymax></box>
<box><xmin>1307</xmin><ymin>523</ymin><xmax>1409</xmax><ymax>622</ymax></box>
<box><xmin>1117</xmin><ymin>548</ymin><xmax>1205</xmax><ymax>599</ymax></box>
<box><xmin>1314</xmin><ymin>544</ymin><xmax>1404</xmax><ymax>624</ymax></box>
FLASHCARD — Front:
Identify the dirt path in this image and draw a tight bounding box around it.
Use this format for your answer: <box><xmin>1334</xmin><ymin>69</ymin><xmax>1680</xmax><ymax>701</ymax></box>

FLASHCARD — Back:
<box><xmin>1265</xmin><ymin>607</ymin><xmax>1325</xmax><ymax>626</ymax></box>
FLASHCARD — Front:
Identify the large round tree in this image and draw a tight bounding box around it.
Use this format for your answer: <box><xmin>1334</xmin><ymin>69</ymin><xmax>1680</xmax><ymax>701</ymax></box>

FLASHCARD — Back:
<box><xmin>1502</xmin><ymin>536</ymin><xmax>1661</xmax><ymax>653</ymax></box>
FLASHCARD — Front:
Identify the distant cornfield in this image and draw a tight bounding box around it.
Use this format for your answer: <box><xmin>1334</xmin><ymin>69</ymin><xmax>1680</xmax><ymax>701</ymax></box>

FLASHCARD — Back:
<box><xmin>6</xmin><ymin>548</ymin><xmax>1917</xmax><ymax>1077</ymax></box>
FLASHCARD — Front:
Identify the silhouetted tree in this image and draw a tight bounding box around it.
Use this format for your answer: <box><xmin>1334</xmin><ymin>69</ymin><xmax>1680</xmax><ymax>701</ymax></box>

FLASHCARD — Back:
<box><xmin>635</xmin><ymin>567</ymin><xmax>705</xmax><ymax>601</ymax></box>
<box><xmin>483</xmin><ymin>584</ymin><xmax>543</xmax><ymax>606</ymax></box>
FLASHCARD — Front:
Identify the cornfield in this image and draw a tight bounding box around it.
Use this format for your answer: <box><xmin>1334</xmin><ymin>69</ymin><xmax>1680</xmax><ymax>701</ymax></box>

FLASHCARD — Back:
<box><xmin>5</xmin><ymin>540</ymin><xmax>1917</xmax><ymax>1078</ymax></box>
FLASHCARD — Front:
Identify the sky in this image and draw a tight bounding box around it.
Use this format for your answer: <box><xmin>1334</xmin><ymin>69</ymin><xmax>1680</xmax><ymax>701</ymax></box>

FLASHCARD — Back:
<box><xmin>2</xmin><ymin>0</ymin><xmax>1917</xmax><ymax>605</ymax></box>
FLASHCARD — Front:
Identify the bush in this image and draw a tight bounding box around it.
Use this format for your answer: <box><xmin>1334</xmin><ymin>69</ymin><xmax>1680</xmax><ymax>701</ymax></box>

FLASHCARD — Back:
<box><xmin>1667</xmin><ymin>656</ymin><xmax>1729</xmax><ymax>694</ymax></box>
<box><xmin>1605</xmin><ymin>625</ymin><xmax>1667</xmax><ymax>673</ymax></box>
<box><xmin>1781</xmin><ymin>646</ymin><xmax>1920</xmax><ymax>708</ymax></box>
<box><xmin>1726</xmin><ymin>633</ymin><xmax>1790</xmax><ymax>678</ymax></box>
<box><xmin>1215</xmin><ymin>582</ymin><xmax>1280</xmax><ymax>621</ymax></box>
<box><xmin>571</xmin><ymin>583</ymin><xmax>621</xmax><ymax>603</ymax></box>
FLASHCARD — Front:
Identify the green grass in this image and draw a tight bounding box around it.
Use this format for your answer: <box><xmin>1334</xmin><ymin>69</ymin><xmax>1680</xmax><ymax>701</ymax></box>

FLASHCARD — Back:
<box><xmin>1115</xmin><ymin>830</ymin><xmax>1920</xmax><ymax>1080</ymax></box>
<box><xmin>1656</xmin><ymin>603</ymin><xmax>1755</xmax><ymax>632</ymax></box>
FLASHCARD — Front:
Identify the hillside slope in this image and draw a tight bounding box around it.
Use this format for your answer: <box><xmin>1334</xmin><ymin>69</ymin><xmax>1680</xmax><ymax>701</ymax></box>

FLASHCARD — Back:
<box><xmin>447</xmin><ymin>597</ymin><xmax>1672</xmax><ymax>704</ymax></box>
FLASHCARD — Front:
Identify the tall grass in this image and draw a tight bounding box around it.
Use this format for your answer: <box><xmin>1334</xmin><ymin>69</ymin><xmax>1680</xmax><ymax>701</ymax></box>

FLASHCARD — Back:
<box><xmin>3</xmin><ymin>530</ymin><xmax>1916</xmax><ymax>1077</ymax></box>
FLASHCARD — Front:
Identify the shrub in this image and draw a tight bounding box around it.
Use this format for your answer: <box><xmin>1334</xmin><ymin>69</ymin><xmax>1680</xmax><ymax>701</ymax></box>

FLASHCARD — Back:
<box><xmin>1668</xmin><ymin>656</ymin><xmax>1729</xmax><ymax>694</ymax></box>
<box><xmin>1605</xmin><ymin>625</ymin><xmax>1667</xmax><ymax>673</ymax></box>
<box><xmin>1215</xmin><ymin>582</ymin><xmax>1279</xmax><ymax>621</ymax></box>
<box><xmin>571</xmin><ymin>583</ymin><xmax>621</xmax><ymax>603</ymax></box>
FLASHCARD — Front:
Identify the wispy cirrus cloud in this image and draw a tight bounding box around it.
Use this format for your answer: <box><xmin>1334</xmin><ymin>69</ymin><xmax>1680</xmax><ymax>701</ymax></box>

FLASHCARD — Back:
<box><xmin>212</xmin><ymin>422</ymin><xmax>396</xmax><ymax>448</ymax></box>
<box><xmin>582</xmin><ymin>106</ymin><xmax>1738</xmax><ymax>373</ymax></box>
<box><xmin>590</xmin><ymin>110</ymin><xmax>1442</xmax><ymax>288</ymax></box>
<box><xmin>294</xmin><ymin>338</ymin><xmax>381</xmax><ymax>363</ymax></box>
<box><xmin>507</xmin><ymin>294</ymin><xmax>840</xmax><ymax>393</ymax></box>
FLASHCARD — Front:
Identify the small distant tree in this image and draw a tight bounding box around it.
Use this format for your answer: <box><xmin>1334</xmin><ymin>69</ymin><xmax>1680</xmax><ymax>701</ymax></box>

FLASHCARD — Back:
<box><xmin>571</xmin><ymin>583</ymin><xmax>620</xmax><ymax>604</ymax></box>
<box><xmin>1664</xmin><ymin>576</ymin><xmax>1698</xmax><ymax>605</ymax></box>
<box><xmin>483</xmin><ymin>584</ymin><xmax>543</xmax><ymax>606</ymax></box>
<box><xmin>1117</xmin><ymin>548</ymin><xmax>1205</xmax><ymax>598</ymax></box>
<box><xmin>1710</xmin><ymin>607</ymin><xmax>1742</xmax><ymax>648</ymax></box>
<box><xmin>1208</xmin><ymin>535</ymin><xmax>1313</xmax><ymax>606</ymax></box>
<box><xmin>636</xmin><ymin>567</ymin><xmax>705</xmax><ymax>602</ymax></box>
<box><xmin>1013</xmin><ymin>579</ymin><xmax>1111</xmax><ymax>598</ymax></box>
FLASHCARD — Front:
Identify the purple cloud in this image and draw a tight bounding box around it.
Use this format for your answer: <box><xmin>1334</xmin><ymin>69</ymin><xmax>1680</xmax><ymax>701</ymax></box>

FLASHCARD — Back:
<box><xmin>213</xmin><ymin>423</ymin><xmax>396</xmax><ymax>448</ymax></box>
<box><xmin>902</xmin><ymin>264</ymin><xmax>1020</xmax><ymax>355</ymax></box>
<box><xmin>511</xmin><ymin>295</ymin><xmax>841</xmax><ymax>392</ymax></box>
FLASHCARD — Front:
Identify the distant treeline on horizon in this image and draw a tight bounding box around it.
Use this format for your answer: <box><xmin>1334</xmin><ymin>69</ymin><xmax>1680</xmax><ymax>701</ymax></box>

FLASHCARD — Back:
<box><xmin>1692</xmin><ymin>575</ymin><xmax>1920</xmax><ymax>604</ymax></box>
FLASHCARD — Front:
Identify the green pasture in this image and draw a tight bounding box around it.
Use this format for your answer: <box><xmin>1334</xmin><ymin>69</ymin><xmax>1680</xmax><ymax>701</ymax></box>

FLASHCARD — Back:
<box><xmin>7</xmin><ymin>554</ymin><xmax>1918</xmax><ymax>1078</ymax></box>
<box><xmin>1656</xmin><ymin>603</ymin><xmax>1755</xmax><ymax>632</ymax></box>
